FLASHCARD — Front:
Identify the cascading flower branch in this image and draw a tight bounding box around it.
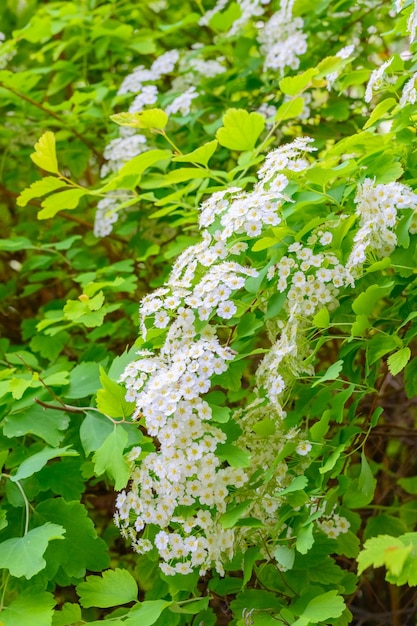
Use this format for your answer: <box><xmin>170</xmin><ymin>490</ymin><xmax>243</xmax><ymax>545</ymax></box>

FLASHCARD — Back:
<box><xmin>115</xmin><ymin>134</ymin><xmax>417</xmax><ymax>576</ymax></box>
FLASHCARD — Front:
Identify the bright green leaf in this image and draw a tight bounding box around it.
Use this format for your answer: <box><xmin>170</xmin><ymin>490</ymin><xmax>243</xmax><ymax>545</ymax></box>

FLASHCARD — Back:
<box><xmin>279</xmin><ymin>68</ymin><xmax>318</xmax><ymax>96</ymax></box>
<box><xmin>216</xmin><ymin>108</ymin><xmax>265</xmax><ymax>151</ymax></box>
<box><xmin>0</xmin><ymin>523</ymin><xmax>65</xmax><ymax>579</ymax></box>
<box><xmin>38</xmin><ymin>188</ymin><xmax>87</xmax><ymax>219</ymax></box>
<box><xmin>219</xmin><ymin>500</ymin><xmax>251</xmax><ymax>529</ymax></box>
<box><xmin>387</xmin><ymin>347</ymin><xmax>411</xmax><ymax>376</ymax></box>
<box><xmin>30</xmin><ymin>131</ymin><xmax>59</xmax><ymax>174</ymax></box>
<box><xmin>17</xmin><ymin>177</ymin><xmax>68</xmax><ymax>207</ymax></box>
<box><xmin>93</xmin><ymin>427</ymin><xmax>130</xmax><ymax>489</ymax></box>
<box><xmin>96</xmin><ymin>367</ymin><xmax>134</xmax><ymax>418</ymax></box>
<box><xmin>172</xmin><ymin>140</ymin><xmax>218</xmax><ymax>166</ymax></box>
<box><xmin>296</xmin><ymin>523</ymin><xmax>314</xmax><ymax>554</ymax></box>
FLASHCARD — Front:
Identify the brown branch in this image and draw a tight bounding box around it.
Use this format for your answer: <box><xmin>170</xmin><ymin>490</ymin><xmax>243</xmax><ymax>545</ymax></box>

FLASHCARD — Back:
<box><xmin>0</xmin><ymin>81</ymin><xmax>104</xmax><ymax>163</ymax></box>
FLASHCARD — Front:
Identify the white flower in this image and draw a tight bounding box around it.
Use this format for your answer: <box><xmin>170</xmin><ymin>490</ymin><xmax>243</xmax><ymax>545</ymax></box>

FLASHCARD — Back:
<box><xmin>296</xmin><ymin>441</ymin><xmax>312</xmax><ymax>456</ymax></box>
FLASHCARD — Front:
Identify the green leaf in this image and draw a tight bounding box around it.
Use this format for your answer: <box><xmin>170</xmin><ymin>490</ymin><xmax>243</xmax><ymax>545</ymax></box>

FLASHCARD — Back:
<box><xmin>398</xmin><ymin>476</ymin><xmax>417</xmax><ymax>494</ymax></box>
<box><xmin>0</xmin><ymin>590</ymin><xmax>55</xmax><ymax>626</ymax></box>
<box><xmin>357</xmin><ymin>534</ymin><xmax>407</xmax><ymax>574</ymax></box>
<box><xmin>30</xmin><ymin>131</ymin><xmax>59</xmax><ymax>174</ymax></box>
<box><xmin>96</xmin><ymin>367</ymin><xmax>135</xmax><ymax>418</ymax></box>
<box><xmin>279</xmin><ymin>68</ymin><xmax>318</xmax><ymax>96</ymax></box>
<box><xmin>363</xmin><ymin>97</ymin><xmax>396</xmax><ymax>130</ymax></box>
<box><xmin>125</xmin><ymin>600</ymin><xmax>173</xmax><ymax>626</ymax></box>
<box><xmin>387</xmin><ymin>347</ymin><xmax>411</xmax><ymax>376</ymax></box>
<box><xmin>299</xmin><ymin>591</ymin><xmax>345</xmax><ymax>623</ymax></box>
<box><xmin>274</xmin><ymin>545</ymin><xmax>295</xmax><ymax>570</ymax></box>
<box><xmin>352</xmin><ymin>282</ymin><xmax>393</xmax><ymax>315</ymax></box>
<box><xmin>169</xmin><ymin>597</ymin><xmax>209</xmax><ymax>614</ymax></box>
<box><xmin>296</xmin><ymin>523</ymin><xmax>314</xmax><ymax>554</ymax></box>
<box><xmin>17</xmin><ymin>177</ymin><xmax>68</xmax><ymax>207</ymax></box>
<box><xmin>367</xmin><ymin>334</ymin><xmax>401</xmax><ymax>366</ymax></box>
<box><xmin>172</xmin><ymin>140</ymin><xmax>218</xmax><ymax>166</ymax></box>
<box><xmin>219</xmin><ymin>500</ymin><xmax>251</xmax><ymax>529</ymax></box>
<box><xmin>93</xmin><ymin>427</ymin><xmax>131</xmax><ymax>489</ymax></box>
<box><xmin>312</xmin><ymin>359</ymin><xmax>343</xmax><ymax>387</ymax></box>
<box><xmin>103</xmin><ymin>148</ymin><xmax>171</xmax><ymax>191</ymax></box>
<box><xmin>10</xmin><ymin>446</ymin><xmax>78</xmax><ymax>482</ymax></box>
<box><xmin>275</xmin><ymin>97</ymin><xmax>304</xmax><ymax>123</ymax></box>
<box><xmin>77</xmin><ymin>568</ymin><xmax>138</xmax><ymax>608</ymax></box>
<box><xmin>404</xmin><ymin>357</ymin><xmax>417</xmax><ymax>399</ymax></box>
<box><xmin>358</xmin><ymin>451</ymin><xmax>377</xmax><ymax>501</ymax></box>
<box><xmin>313</xmin><ymin>307</ymin><xmax>330</xmax><ymax>329</ymax></box>
<box><xmin>4</xmin><ymin>404</ymin><xmax>70</xmax><ymax>447</ymax></box>
<box><xmin>216</xmin><ymin>108</ymin><xmax>265</xmax><ymax>151</ymax></box>
<box><xmin>34</xmin><ymin>498</ymin><xmax>110</xmax><ymax>580</ymax></box>
<box><xmin>111</xmin><ymin>108</ymin><xmax>168</xmax><ymax>130</ymax></box>
<box><xmin>0</xmin><ymin>523</ymin><xmax>65</xmax><ymax>579</ymax></box>
<box><xmin>0</xmin><ymin>236</ymin><xmax>32</xmax><ymax>251</ymax></box>
<box><xmin>38</xmin><ymin>188</ymin><xmax>87</xmax><ymax>219</ymax></box>
<box><xmin>51</xmin><ymin>603</ymin><xmax>82</xmax><ymax>626</ymax></box>
<box><xmin>66</xmin><ymin>361</ymin><xmax>101</xmax><ymax>399</ymax></box>
<box><xmin>216</xmin><ymin>443</ymin><xmax>251</xmax><ymax>468</ymax></box>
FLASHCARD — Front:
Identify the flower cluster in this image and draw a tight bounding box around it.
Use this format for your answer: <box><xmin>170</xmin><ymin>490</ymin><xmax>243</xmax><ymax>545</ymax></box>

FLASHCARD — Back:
<box><xmin>258</xmin><ymin>0</ymin><xmax>307</xmax><ymax>73</ymax></box>
<box><xmin>116</xmin><ymin>132</ymin><xmax>417</xmax><ymax>574</ymax></box>
<box><xmin>347</xmin><ymin>178</ymin><xmax>417</xmax><ymax>275</ymax></box>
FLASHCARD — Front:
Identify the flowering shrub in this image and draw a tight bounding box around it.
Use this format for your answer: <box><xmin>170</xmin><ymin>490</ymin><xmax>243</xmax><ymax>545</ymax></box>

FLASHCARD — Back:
<box><xmin>2</xmin><ymin>1</ymin><xmax>417</xmax><ymax>625</ymax></box>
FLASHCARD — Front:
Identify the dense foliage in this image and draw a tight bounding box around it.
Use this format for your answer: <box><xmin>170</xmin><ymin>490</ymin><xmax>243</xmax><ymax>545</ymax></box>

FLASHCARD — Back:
<box><xmin>2</xmin><ymin>0</ymin><xmax>417</xmax><ymax>624</ymax></box>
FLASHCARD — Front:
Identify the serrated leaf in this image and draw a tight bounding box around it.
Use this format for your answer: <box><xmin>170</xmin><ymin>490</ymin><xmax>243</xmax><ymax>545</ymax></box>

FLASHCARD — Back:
<box><xmin>279</xmin><ymin>68</ymin><xmax>318</xmax><ymax>96</ymax></box>
<box><xmin>17</xmin><ymin>177</ymin><xmax>68</xmax><ymax>207</ymax></box>
<box><xmin>34</xmin><ymin>498</ymin><xmax>110</xmax><ymax>580</ymax></box>
<box><xmin>96</xmin><ymin>368</ymin><xmax>135</xmax><ymax>418</ymax></box>
<box><xmin>301</xmin><ymin>590</ymin><xmax>345</xmax><ymax>622</ymax></box>
<box><xmin>0</xmin><ymin>523</ymin><xmax>65</xmax><ymax>579</ymax></box>
<box><xmin>387</xmin><ymin>347</ymin><xmax>411</xmax><ymax>376</ymax></box>
<box><xmin>38</xmin><ymin>188</ymin><xmax>87</xmax><ymax>219</ymax></box>
<box><xmin>93</xmin><ymin>427</ymin><xmax>130</xmax><ymax>489</ymax></box>
<box><xmin>51</xmin><ymin>603</ymin><xmax>82</xmax><ymax>626</ymax></box>
<box><xmin>216</xmin><ymin>108</ymin><xmax>265</xmax><ymax>151</ymax></box>
<box><xmin>30</xmin><ymin>131</ymin><xmax>59</xmax><ymax>174</ymax></box>
<box><xmin>77</xmin><ymin>568</ymin><xmax>138</xmax><ymax>608</ymax></box>
<box><xmin>4</xmin><ymin>404</ymin><xmax>70</xmax><ymax>447</ymax></box>
<box><xmin>357</xmin><ymin>535</ymin><xmax>406</xmax><ymax>574</ymax></box>
<box><xmin>10</xmin><ymin>446</ymin><xmax>78</xmax><ymax>482</ymax></box>
<box><xmin>0</xmin><ymin>590</ymin><xmax>55</xmax><ymax>626</ymax></box>
<box><xmin>172</xmin><ymin>140</ymin><xmax>218</xmax><ymax>166</ymax></box>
